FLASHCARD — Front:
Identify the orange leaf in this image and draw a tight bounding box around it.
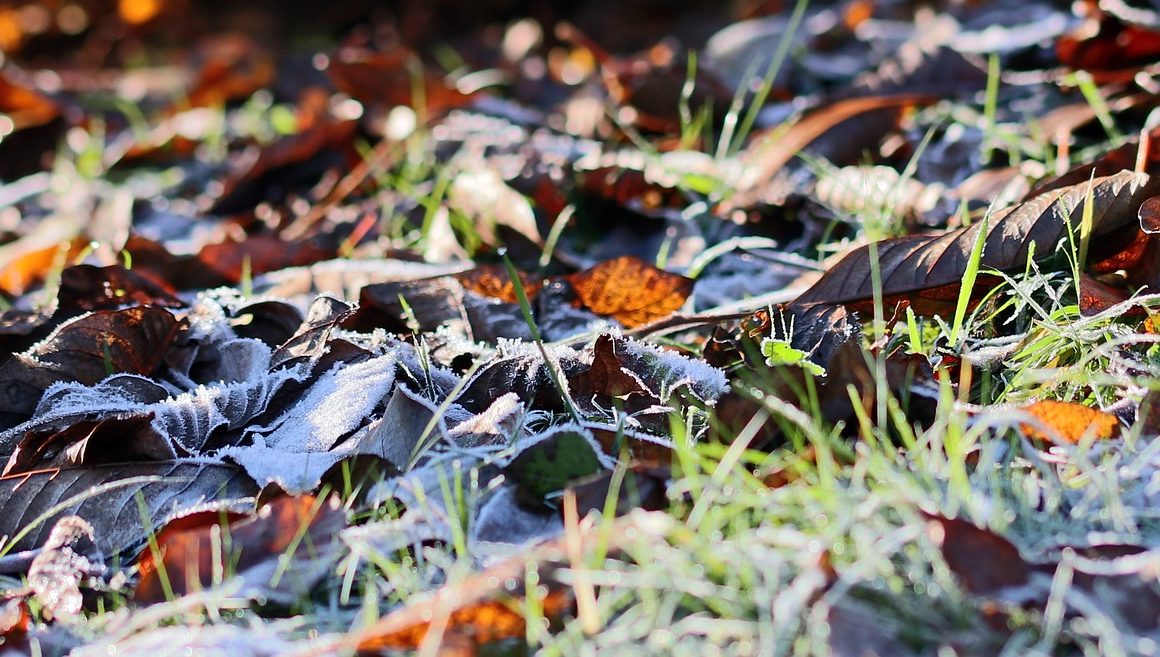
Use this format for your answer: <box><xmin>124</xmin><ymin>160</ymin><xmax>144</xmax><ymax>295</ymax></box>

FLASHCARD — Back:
<box><xmin>349</xmin><ymin>512</ymin><xmax>667</xmax><ymax>651</ymax></box>
<box><xmin>1019</xmin><ymin>400</ymin><xmax>1120</xmax><ymax>445</ymax></box>
<box><xmin>353</xmin><ymin>546</ymin><xmax>573</xmax><ymax>651</ymax></box>
<box><xmin>0</xmin><ymin>238</ymin><xmax>85</xmax><ymax>296</ymax></box>
<box><xmin>455</xmin><ymin>265</ymin><xmax>542</xmax><ymax>305</ymax></box>
<box><xmin>0</xmin><ymin>72</ymin><xmax>59</xmax><ymax>131</ymax></box>
<box><xmin>566</xmin><ymin>256</ymin><xmax>692</xmax><ymax>328</ymax></box>
<box><xmin>135</xmin><ymin>495</ymin><xmax>342</xmax><ymax>604</ymax></box>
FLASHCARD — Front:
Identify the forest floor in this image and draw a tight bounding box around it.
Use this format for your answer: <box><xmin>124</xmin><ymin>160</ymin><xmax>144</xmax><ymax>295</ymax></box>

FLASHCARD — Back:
<box><xmin>2</xmin><ymin>0</ymin><xmax>1160</xmax><ymax>655</ymax></box>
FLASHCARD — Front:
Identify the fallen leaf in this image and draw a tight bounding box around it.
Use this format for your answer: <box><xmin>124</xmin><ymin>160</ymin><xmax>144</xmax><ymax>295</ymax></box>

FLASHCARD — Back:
<box><xmin>924</xmin><ymin>514</ymin><xmax>1034</xmax><ymax>597</ymax></box>
<box><xmin>346</xmin><ymin>277</ymin><xmax>468</xmax><ymax>335</ymax></box>
<box><xmin>926</xmin><ymin>512</ymin><xmax>1160</xmax><ymax>633</ymax></box>
<box><xmin>793</xmin><ymin>171</ymin><xmax>1160</xmax><ymax>315</ymax></box>
<box><xmin>566</xmin><ymin>256</ymin><xmax>693</xmax><ymax>328</ymax></box>
<box><xmin>1057</xmin><ymin>14</ymin><xmax>1160</xmax><ymax>81</ymax></box>
<box><xmin>30</xmin><ymin>306</ymin><xmax>182</xmax><ymax>385</ymax></box>
<box><xmin>197</xmin><ymin>234</ymin><xmax>338</xmax><ymax>285</ymax></box>
<box><xmin>738</xmin><ymin>94</ymin><xmax>934</xmax><ymax>193</ymax></box>
<box><xmin>0</xmin><ymin>238</ymin><xmax>87</xmax><ymax>297</ymax></box>
<box><xmin>0</xmin><ymin>462</ymin><xmax>256</xmax><ymax>554</ymax></box>
<box><xmin>326</xmin><ymin>45</ymin><xmax>473</xmax><ymax>118</ymax></box>
<box><xmin>183</xmin><ymin>35</ymin><xmax>274</xmax><ymax>109</ymax></box>
<box><xmin>351</xmin><ymin>511</ymin><xmax>672</xmax><ymax>652</ymax></box>
<box><xmin>135</xmin><ymin>495</ymin><xmax>344</xmax><ymax>604</ymax></box>
<box><xmin>1019</xmin><ymin>400</ymin><xmax>1120</xmax><ymax>444</ymax></box>
<box><xmin>454</xmin><ymin>264</ymin><xmax>542</xmax><ymax>305</ymax></box>
<box><xmin>0</xmin><ymin>71</ymin><xmax>62</xmax><ymax>179</ymax></box>
<box><xmin>3</xmin><ymin>412</ymin><xmax>167</xmax><ymax>476</ymax></box>
<box><xmin>270</xmin><ymin>296</ymin><xmax>356</xmax><ymax>369</ymax></box>
<box><xmin>55</xmin><ymin>265</ymin><xmax>185</xmax><ymax>313</ymax></box>
<box><xmin>566</xmin><ymin>463</ymin><xmax>668</xmax><ymax>518</ymax></box>
<box><xmin>210</xmin><ymin>119</ymin><xmax>358</xmax><ymax>216</ymax></box>
<box><xmin>567</xmin><ymin>334</ymin><xmax>652</xmax><ymax>403</ymax></box>
<box><xmin>353</xmin><ymin>556</ymin><xmax>573</xmax><ymax>651</ymax></box>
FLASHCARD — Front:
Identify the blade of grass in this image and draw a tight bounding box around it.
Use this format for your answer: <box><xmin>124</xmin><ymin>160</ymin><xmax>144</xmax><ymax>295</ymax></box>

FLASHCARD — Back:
<box><xmin>725</xmin><ymin>0</ymin><xmax>809</xmax><ymax>157</ymax></box>
<box><xmin>981</xmin><ymin>53</ymin><xmax>1000</xmax><ymax>165</ymax></box>
<box><xmin>503</xmin><ymin>253</ymin><xmax>582</xmax><ymax>424</ymax></box>
<box><xmin>949</xmin><ymin>210</ymin><xmax>991</xmax><ymax>348</ymax></box>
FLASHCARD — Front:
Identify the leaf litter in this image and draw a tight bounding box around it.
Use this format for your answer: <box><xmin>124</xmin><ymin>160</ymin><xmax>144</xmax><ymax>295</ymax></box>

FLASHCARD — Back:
<box><xmin>4</xmin><ymin>0</ymin><xmax>1160</xmax><ymax>655</ymax></box>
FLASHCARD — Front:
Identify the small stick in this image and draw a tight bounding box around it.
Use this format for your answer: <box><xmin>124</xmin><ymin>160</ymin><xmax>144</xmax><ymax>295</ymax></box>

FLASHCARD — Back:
<box><xmin>1136</xmin><ymin>127</ymin><xmax>1151</xmax><ymax>175</ymax></box>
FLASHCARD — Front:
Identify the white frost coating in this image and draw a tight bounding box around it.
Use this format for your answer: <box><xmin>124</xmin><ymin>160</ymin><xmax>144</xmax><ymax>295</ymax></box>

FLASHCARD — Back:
<box><xmin>72</xmin><ymin>618</ymin><xmax>311</xmax><ymax>657</ymax></box>
<box><xmin>209</xmin><ymin>338</ymin><xmax>272</xmax><ymax>384</ymax></box>
<box><xmin>221</xmin><ymin>443</ymin><xmax>351</xmax><ymax>495</ymax></box>
<box><xmin>0</xmin><ymin>357</ymin><xmax>312</xmax><ymax>456</ymax></box>
<box><xmin>494</xmin><ymin>336</ymin><xmax>577</xmax><ymax>362</ymax></box>
<box><xmin>255</xmin><ymin>353</ymin><xmax>398</xmax><ymax>452</ymax></box>
<box><xmin>471</xmin><ymin>484</ymin><xmax>563</xmax><ymax>557</ymax></box>
<box><xmin>619</xmin><ymin>336</ymin><xmax>729</xmax><ymax>403</ymax></box>
<box><xmin>448</xmin><ymin>392</ymin><xmax>525</xmax><ymax>447</ymax></box>
<box><xmin>183</xmin><ymin>292</ymin><xmax>239</xmax><ymax>346</ymax></box>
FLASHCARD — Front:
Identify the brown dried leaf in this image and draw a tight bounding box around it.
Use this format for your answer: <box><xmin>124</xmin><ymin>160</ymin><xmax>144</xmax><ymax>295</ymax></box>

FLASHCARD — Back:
<box><xmin>326</xmin><ymin>46</ymin><xmax>473</xmax><ymax>117</ymax></box>
<box><xmin>925</xmin><ymin>514</ymin><xmax>1034</xmax><ymax>597</ymax></box>
<box><xmin>739</xmin><ymin>94</ymin><xmax>933</xmax><ymax>192</ymax></box>
<box><xmin>566</xmin><ymin>463</ymin><xmax>668</xmax><ymax>518</ymax></box>
<box><xmin>30</xmin><ymin>307</ymin><xmax>181</xmax><ymax>385</ymax></box>
<box><xmin>793</xmin><ymin>171</ymin><xmax>1160</xmax><ymax>314</ymax></box>
<box><xmin>56</xmin><ymin>265</ymin><xmax>185</xmax><ymax>313</ymax></box>
<box><xmin>351</xmin><ymin>512</ymin><xmax>670</xmax><ymax>652</ymax></box>
<box><xmin>210</xmin><ymin>120</ymin><xmax>358</xmax><ymax>215</ymax></box>
<box><xmin>1057</xmin><ymin>15</ymin><xmax>1160</xmax><ymax>81</ymax></box>
<box><xmin>197</xmin><ymin>234</ymin><xmax>337</xmax><ymax>285</ymax></box>
<box><xmin>135</xmin><ymin>495</ymin><xmax>344</xmax><ymax>604</ymax></box>
<box><xmin>454</xmin><ymin>265</ymin><xmax>542</xmax><ymax>305</ymax></box>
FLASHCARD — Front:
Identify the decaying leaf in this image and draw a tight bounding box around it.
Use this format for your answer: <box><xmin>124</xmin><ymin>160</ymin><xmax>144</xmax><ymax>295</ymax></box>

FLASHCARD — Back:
<box><xmin>29</xmin><ymin>307</ymin><xmax>182</xmax><ymax>385</ymax></box>
<box><xmin>55</xmin><ymin>265</ymin><xmax>185</xmax><ymax>313</ymax></box>
<box><xmin>454</xmin><ymin>264</ymin><xmax>543</xmax><ymax>305</ymax></box>
<box><xmin>926</xmin><ymin>513</ymin><xmax>1160</xmax><ymax>632</ymax></box>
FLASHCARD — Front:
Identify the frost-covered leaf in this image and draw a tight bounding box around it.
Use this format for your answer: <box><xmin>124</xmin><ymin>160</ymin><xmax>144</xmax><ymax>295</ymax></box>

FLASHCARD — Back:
<box><xmin>0</xmin><ymin>462</ymin><xmax>256</xmax><ymax>555</ymax></box>
<box><xmin>502</xmin><ymin>425</ymin><xmax>614</xmax><ymax>509</ymax></box>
